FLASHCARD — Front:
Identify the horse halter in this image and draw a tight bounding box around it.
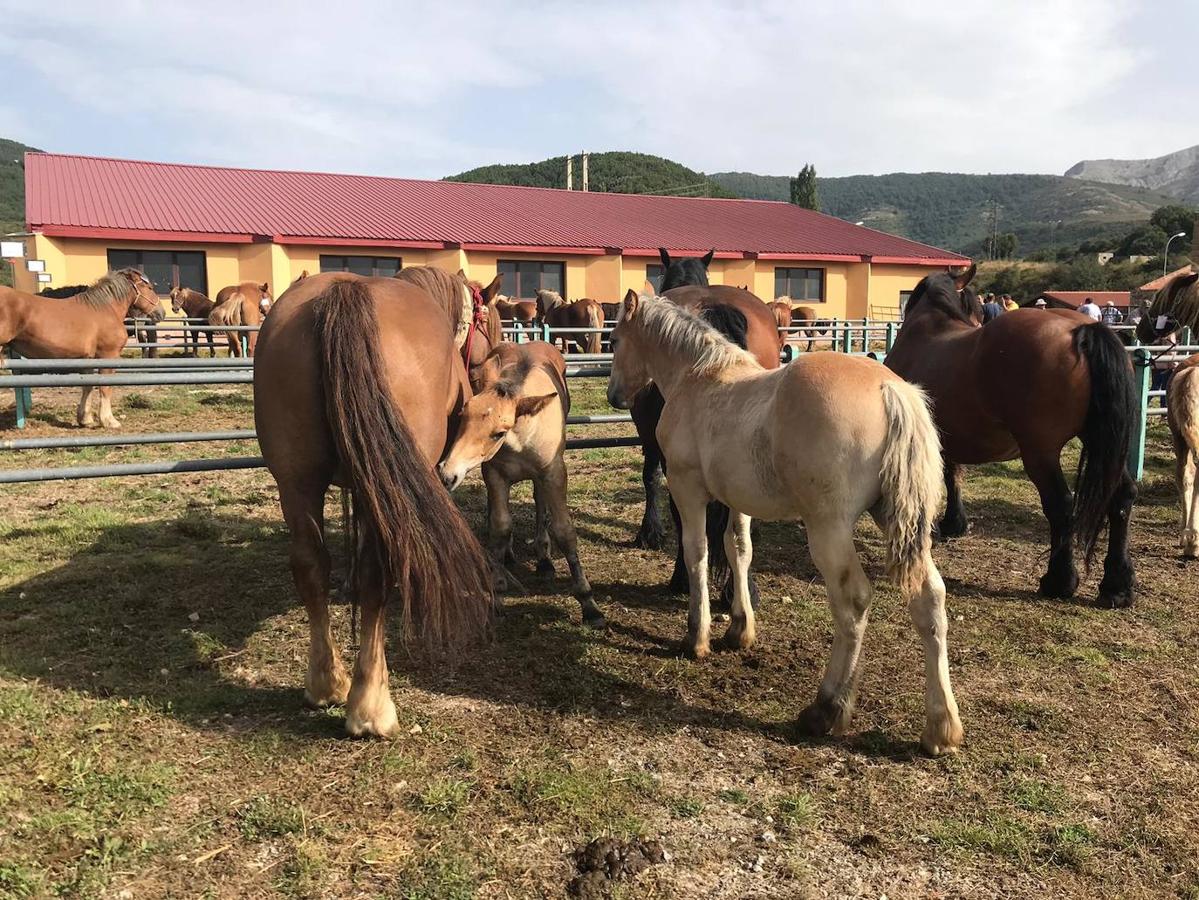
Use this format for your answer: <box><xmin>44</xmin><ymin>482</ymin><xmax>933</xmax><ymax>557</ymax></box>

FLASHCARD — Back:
<box><xmin>461</xmin><ymin>284</ymin><xmax>488</xmax><ymax>368</ymax></box>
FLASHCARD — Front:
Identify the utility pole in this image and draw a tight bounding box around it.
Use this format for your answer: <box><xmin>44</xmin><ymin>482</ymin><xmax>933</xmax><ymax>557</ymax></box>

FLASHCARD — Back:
<box><xmin>984</xmin><ymin>200</ymin><xmax>1000</xmax><ymax>261</ymax></box>
<box><xmin>582</xmin><ymin>151</ymin><xmax>589</xmax><ymax>192</ymax></box>
<box><xmin>566</xmin><ymin>155</ymin><xmax>573</xmax><ymax>190</ymax></box>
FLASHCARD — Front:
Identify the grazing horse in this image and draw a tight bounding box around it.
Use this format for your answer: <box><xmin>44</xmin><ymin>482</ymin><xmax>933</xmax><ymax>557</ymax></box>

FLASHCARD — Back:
<box><xmin>608</xmin><ymin>291</ymin><xmax>962</xmax><ymax>755</ymax></box>
<box><xmin>1167</xmin><ymin>354</ymin><xmax>1199</xmax><ymax>559</ymax></box>
<box><xmin>886</xmin><ymin>266</ymin><xmax>1138</xmax><ymax>607</ymax></box>
<box><xmin>438</xmin><ymin>341</ymin><xmax>604</xmax><ymax>628</ymax></box>
<box><xmin>789</xmin><ymin>304</ymin><xmax>831</xmax><ymax>352</ymax></box>
<box><xmin>170</xmin><ymin>287</ymin><xmax>216</xmax><ymax>357</ymax></box>
<box><xmin>633</xmin><ymin>249</ymin><xmax>780</xmax><ymax>606</ymax></box>
<box><xmin>493</xmin><ymin>296</ymin><xmax>538</xmax><ymax>325</ymax></box>
<box><xmin>1</xmin><ymin>270</ymin><xmax>164</xmax><ymax>427</ymax></box>
<box><xmin>254</xmin><ymin>272</ymin><xmax>493</xmax><ymax>738</ymax></box>
<box><xmin>769</xmin><ymin>300</ymin><xmax>793</xmax><ymax>349</ymax></box>
<box><xmin>392</xmin><ymin>268</ymin><xmax>503</xmax><ymax>371</ymax></box>
<box><xmin>210</xmin><ymin>282</ymin><xmax>272</xmax><ymax>357</ymax></box>
<box><xmin>535</xmin><ymin>291</ymin><xmax>603</xmax><ymax>354</ymax></box>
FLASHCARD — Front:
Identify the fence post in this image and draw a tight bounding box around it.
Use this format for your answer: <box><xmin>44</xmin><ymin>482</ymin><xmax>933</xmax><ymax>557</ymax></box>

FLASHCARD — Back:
<box><xmin>861</xmin><ymin>317</ymin><xmax>870</xmax><ymax>354</ymax></box>
<box><xmin>1129</xmin><ymin>348</ymin><xmax>1151</xmax><ymax>480</ymax></box>
<box><xmin>541</xmin><ymin>322</ymin><xmax>551</xmax><ymax>344</ymax></box>
<box><xmin>884</xmin><ymin>321</ymin><xmax>896</xmax><ymax>353</ymax></box>
<box><xmin>839</xmin><ymin>321</ymin><xmax>850</xmax><ymax>354</ymax></box>
<box><xmin>1181</xmin><ymin>326</ymin><xmax>1193</xmax><ymax>347</ymax></box>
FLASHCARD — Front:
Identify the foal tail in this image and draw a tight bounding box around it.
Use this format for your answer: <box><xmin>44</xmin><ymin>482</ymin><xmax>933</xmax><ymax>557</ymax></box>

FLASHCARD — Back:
<box><xmin>879</xmin><ymin>379</ymin><xmax>944</xmax><ymax>596</ymax></box>
<box><xmin>586</xmin><ymin>301</ymin><xmax>603</xmax><ymax>354</ymax></box>
<box><xmin>1073</xmin><ymin>323</ymin><xmax>1137</xmax><ymax>569</ymax></box>
<box><xmin>312</xmin><ymin>280</ymin><xmax>493</xmax><ymax>654</ymax></box>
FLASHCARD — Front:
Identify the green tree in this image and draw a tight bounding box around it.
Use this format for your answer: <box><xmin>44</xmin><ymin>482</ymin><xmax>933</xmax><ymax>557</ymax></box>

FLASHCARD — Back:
<box><xmin>789</xmin><ymin>164</ymin><xmax>820</xmax><ymax>211</ymax></box>
<box><xmin>1117</xmin><ymin>224</ymin><xmax>1169</xmax><ymax>258</ymax></box>
<box><xmin>994</xmin><ymin>232</ymin><xmax>1018</xmax><ymax>259</ymax></box>
<box><xmin>1148</xmin><ymin>205</ymin><xmax>1198</xmax><ymax>242</ymax></box>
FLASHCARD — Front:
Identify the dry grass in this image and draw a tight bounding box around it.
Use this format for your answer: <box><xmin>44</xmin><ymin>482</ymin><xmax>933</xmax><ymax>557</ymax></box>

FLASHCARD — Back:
<box><xmin>1</xmin><ymin>378</ymin><xmax>1197</xmax><ymax>898</ymax></box>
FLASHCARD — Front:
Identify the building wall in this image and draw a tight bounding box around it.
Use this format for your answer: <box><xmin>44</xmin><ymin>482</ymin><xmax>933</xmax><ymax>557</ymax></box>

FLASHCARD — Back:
<box><xmin>14</xmin><ymin>234</ymin><xmax>953</xmax><ymax>323</ymax></box>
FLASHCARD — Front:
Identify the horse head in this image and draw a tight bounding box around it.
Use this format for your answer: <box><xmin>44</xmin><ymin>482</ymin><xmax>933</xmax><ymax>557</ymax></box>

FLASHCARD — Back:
<box><xmin>257</xmin><ymin>282</ymin><xmax>273</xmax><ymax>315</ymax></box>
<box><xmin>658</xmin><ymin>248</ymin><xmax>713</xmax><ymax>292</ymax></box>
<box><xmin>535</xmin><ymin>289</ymin><xmax>565</xmax><ymax>318</ymax></box>
<box><xmin>904</xmin><ymin>264</ymin><xmax>979</xmax><ymax>326</ymax></box>
<box><xmin>169</xmin><ymin>286</ymin><xmax>186</xmax><ymax>314</ymax></box>
<box><xmin>1139</xmin><ymin>268</ymin><xmax>1199</xmax><ymax>344</ymax></box>
<box><xmin>118</xmin><ymin>269</ymin><xmax>166</xmax><ymax>322</ymax></box>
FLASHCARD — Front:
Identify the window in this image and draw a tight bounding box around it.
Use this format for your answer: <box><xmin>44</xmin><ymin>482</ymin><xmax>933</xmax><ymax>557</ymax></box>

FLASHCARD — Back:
<box><xmin>497</xmin><ymin>260</ymin><xmax>565</xmax><ymax>298</ymax></box>
<box><xmin>899</xmin><ymin>291</ymin><xmax>914</xmax><ymax>317</ymax></box>
<box><xmin>319</xmin><ymin>255</ymin><xmax>402</xmax><ymax>277</ymax></box>
<box><xmin>774</xmin><ymin>267</ymin><xmax>824</xmax><ymax>302</ymax></box>
<box><xmin>107</xmin><ymin>249</ymin><xmax>207</xmax><ymax>295</ymax></box>
<box><xmin>646</xmin><ymin>263</ymin><xmax>664</xmax><ymax>292</ymax></box>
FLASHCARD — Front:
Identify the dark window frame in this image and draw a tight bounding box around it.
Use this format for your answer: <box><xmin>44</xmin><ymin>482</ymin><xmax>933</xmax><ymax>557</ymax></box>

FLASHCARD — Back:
<box><xmin>318</xmin><ymin>254</ymin><xmax>403</xmax><ymax>278</ymax></box>
<box><xmin>497</xmin><ymin>259</ymin><xmax>566</xmax><ymax>299</ymax></box>
<box><xmin>773</xmin><ymin>266</ymin><xmax>825</xmax><ymax>302</ymax></box>
<box><xmin>106</xmin><ymin>248</ymin><xmax>208</xmax><ymax>295</ymax></box>
<box><xmin>646</xmin><ymin>263</ymin><xmax>664</xmax><ymax>292</ymax></box>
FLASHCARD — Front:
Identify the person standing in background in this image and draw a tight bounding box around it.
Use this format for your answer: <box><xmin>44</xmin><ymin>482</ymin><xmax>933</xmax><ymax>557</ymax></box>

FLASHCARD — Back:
<box><xmin>1002</xmin><ymin>294</ymin><xmax>1019</xmax><ymax>312</ymax></box>
<box><xmin>981</xmin><ymin>294</ymin><xmax>1004</xmax><ymax>323</ymax></box>
<box><xmin>1079</xmin><ymin>297</ymin><xmax>1102</xmax><ymax>321</ymax></box>
<box><xmin>1101</xmin><ymin>301</ymin><xmax>1123</xmax><ymax>326</ymax></box>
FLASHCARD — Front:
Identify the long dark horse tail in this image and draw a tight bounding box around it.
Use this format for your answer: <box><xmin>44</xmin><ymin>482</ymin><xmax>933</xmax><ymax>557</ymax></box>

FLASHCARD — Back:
<box><xmin>312</xmin><ymin>280</ymin><xmax>493</xmax><ymax>654</ymax></box>
<box><xmin>1073</xmin><ymin>322</ymin><xmax>1138</xmax><ymax>568</ymax></box>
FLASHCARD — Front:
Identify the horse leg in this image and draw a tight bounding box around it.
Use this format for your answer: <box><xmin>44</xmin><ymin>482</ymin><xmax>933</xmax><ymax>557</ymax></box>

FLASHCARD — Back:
<box><xmin>1097</xmin><ymin>469</ymin><xmax>1137</xmax><ymax>608</ymax></box>
<box><xmin>532</xmin><ymin>477</ymin><xmax>553</xmax><ymax>576</ymax></box>
<box><xmin>667</xmin><ymin>493</ymin><xmax>689</xmax><ymax>593</ymax></box>
<box><xmin>633</xmin><ymin>391</ymin><xmax>667</xmax><ymax>550</ymax></box>
<box><xmin>345</xmin><ymin>538</ymin><xmax>399</xmax><ymax>738</ymax></box>
<box><xmin>226</xmin><ymin>330</ymin><xmax>242</xmax><ymax>357</ymax></box>
<box><xmin>77</xmin><ymin>384</ymin><xmax>98</xmax><ymax>427</ymax></box>
<box><xmin>542</xmin><ymin>458</ymin><xmax>605</xmax><ymax>628</ymax></box>
<box><xmin>281</xmin><ymin>484</ymin><xmax>349</xmax><ymax>707</ymax></box>
<box><xmin>1023</xmin><ymin>450</ymin><xmax>1079</xmax><ymax>599</ymax></box>
<box><xmin>937</xmin><ymin>459</ymin><xmax>968</xmax><ymax>538</ymax></box>
<box><xmin>482</xmin><ymin>464</ymin><xmax>515</xmax><ymax>592</ymax></box>
<box><xmin>722</xmin><ymin>511</ymin><xmax>755</xmax><ymax>650</ymax></box>
<box><xmin>207</xmin><ymin>330</ymin><xmax>216</xmax><ymax>358</ymax></box>
<box><xmin>671</xmin><ymin>470</ymin><xmax>712</xmax><ymax>659</ymax></box>
<box><xmin>796</xmin><ymin>519</ymin><xmax>873</xmax><ymax>738</ymax></box>
<box><xmin>97</xmin><ymin>369</ymin><xmax>121</xmax><ymax>429</ymax></box>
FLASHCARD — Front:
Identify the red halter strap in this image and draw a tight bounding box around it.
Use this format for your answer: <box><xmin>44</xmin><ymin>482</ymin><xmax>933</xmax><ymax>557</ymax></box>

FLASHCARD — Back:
<box><xmin>461</xmin><ymin>284</ymin><xmax>488</xmax><ymax>368</ymax></box>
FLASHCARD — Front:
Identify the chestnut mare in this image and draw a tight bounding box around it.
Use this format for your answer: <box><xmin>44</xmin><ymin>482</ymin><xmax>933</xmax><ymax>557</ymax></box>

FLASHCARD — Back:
<box><xmin>493</xmin><ymin>296</ymin><xmax>538</xmax><ymax>325</ymax></box>
<box><xmin>886</xmin><ymin>266</ymin><xmax>1138</xmax><ymax>607</ymax></box>
<box><xmin>633</xmin><ymin>249</ymin><xmax>780</xmax><ymax>605</ymax></box>
<box><xmin>393</xmin><ymin>268</ymin><xmax>503</xmax><ymax>371</ymax></box>
<box><xmin>534</xmin><ymin>291</ymin><xmax>604</xmax><ymax>354</ymax></box>
<box><xmin>210</xmin><ymin>282</ymin><xmax>272</xmax><ymax>357</ymax></box>
<box><xmin>789</xmin><ymin>305</ymin><xmax>831</xmax><ymax>352</ymax></box>
<box><xmin>254</xmin><ymin>272</ymin><xmax>493</xmax><ymax>738</ymax></box>
<box><xmin>438</xmin><ymin>341</ymin><xmax>604</xmax><ymax>628</ymax></box>
<box><xmin>169</xmin><ymin>287</ymin><xmax>216</xmax><ymax>357</ymax></box>
<box><xmin>769</xmin><ymin>301</ymin><xmax>792</xmax><ymax>349</ymax></box>
<box><xmin>608</xmin><ymin>291</ymin><xmax>962</xmax><ymax>755</ymax></box>
<box><xmin>0</xmin><ymin>269</ymin><xmax>164</xmax><ymax>428</ymax></box>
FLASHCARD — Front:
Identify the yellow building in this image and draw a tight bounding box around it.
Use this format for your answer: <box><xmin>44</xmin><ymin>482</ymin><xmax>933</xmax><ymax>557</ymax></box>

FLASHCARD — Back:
<box><xmin>9</xmin><ymin>153</ymin><xmax>968</xmax><ymax>319</ymax></box>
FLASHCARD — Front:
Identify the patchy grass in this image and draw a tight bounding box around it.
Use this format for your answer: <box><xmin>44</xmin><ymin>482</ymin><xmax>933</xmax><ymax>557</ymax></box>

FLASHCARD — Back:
<box><xmin>1</xmin><ymin>385</ymin><xmax>1198</xmax><ymax>897</ymax></box>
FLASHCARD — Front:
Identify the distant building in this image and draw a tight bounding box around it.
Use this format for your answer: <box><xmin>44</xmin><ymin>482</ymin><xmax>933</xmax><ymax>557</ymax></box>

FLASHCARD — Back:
<box><xmin>1128</xmin><ymin>255</ymin><xmax>1153</xmax><ymax>266</ymax></box>
<box><xmin>1096</xmin><ymin>252</ymin><xmax>1115</xmax><ymax>266</ymax></box>
<box><xmin>7</xmin><ymin>153</ymin><xmax>969</xmax><ymax>321</ymax></box>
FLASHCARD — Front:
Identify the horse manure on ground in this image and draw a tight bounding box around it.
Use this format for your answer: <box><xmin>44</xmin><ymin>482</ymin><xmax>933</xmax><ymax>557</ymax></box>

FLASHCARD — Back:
<box><xmin>567</xmin><ymin>836</ymin><xmax>668</xmax><ymax>897</ymax></box>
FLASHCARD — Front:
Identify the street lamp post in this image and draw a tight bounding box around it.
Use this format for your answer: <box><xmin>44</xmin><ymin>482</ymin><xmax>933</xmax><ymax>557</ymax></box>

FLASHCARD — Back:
<box><xmin>1164</xmin><ymin>231</ymin><xmax>1188</xmax><ymax>275</ymax></box>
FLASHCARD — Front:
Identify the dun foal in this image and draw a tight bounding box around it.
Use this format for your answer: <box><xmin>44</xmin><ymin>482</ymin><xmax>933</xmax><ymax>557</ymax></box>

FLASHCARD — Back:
<box><xmin>1167</xmin><ymin>354</ymin><xmax>1199</xmax><ymax>558</ymax></box>
<box><xmin>438</xmin><ymin>342</ymin><xmax>603</xmax><ymax>627</ymax></box>
<box><xmin>607</xmin><ymin>291</ymin><xmax>962</xmax><ymax>755</ymax></box>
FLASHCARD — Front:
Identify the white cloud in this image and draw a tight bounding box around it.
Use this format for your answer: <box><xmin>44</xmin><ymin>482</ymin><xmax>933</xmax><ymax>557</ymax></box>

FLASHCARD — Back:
<box><xmin>0</xmin><ymin>0</ymin><xmax>1195</xmax><ymax>178</ymax></box>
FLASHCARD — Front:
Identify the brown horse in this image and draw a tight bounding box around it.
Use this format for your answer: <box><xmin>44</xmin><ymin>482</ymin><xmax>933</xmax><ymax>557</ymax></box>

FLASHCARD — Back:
<box><xmin>392</xmin><ymin>268</ymin><xmax>503</xmax><ymax>371</ymax></box>
<box><xmin>769</xmin><ymin>300</ymin><xmax>793</xmax><ymax>349</ymax></box>
<box><xmin>886</xmin><ymin>266</ymin><xmax>1138</xmax><ymax>607</ymax></box>
<box><xmin>170</xmin><ymin>287</ymin><xmax>216</xmax><ymax>357</ymax></box>
<box><xmin>633</xmin><ymin>250</ymin><xmax>781</xmax><ymax>604</ymax></box>
<box><xmin>535</xmin><ymin>290</ymin><xmax>603</xmax><ymax>354</ymax></box>
<box><xmin>438</xmin><ymin>341</ymin><xmax>604</xmax><ymax>628</ymax></box>
<box><xmin>493</xmin><ymin>296</ymin><xmax>538</xmax><ymax>325</ymax></box>
<box><xmin>210</xmin><ymin>282</ymin><xmax>272</xmax><ymax>357</ymax></box>
<box><xmin>789</xmin><ymin>305</ymin><xmax>831</xmax><ymax>352</ymax></box>
<box><xmin>1</xmin><ymin>269</ymin><xmax>164</xmax><ymax>428</ymax></box>
<box><xmin>254</xmin><ymin>272</ymin><xmax>493</xmax><ymax>738</ymax></box>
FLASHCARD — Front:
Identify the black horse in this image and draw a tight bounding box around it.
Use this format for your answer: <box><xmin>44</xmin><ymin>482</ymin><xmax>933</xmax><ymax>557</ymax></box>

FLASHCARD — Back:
<box><xmin>631</xmin><ymin>248</ymin><xmax>769</xmax><ymax>608</ymax></box>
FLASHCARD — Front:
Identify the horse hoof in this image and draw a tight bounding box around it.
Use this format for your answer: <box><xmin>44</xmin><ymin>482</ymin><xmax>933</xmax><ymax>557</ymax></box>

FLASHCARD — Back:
<box><xmin>1097</xmin><ymin>586</ymin><xmax>1135</xmax><ymax>609</ymax></box>
<box><xmin>582</xmin><ymin>611</ymin><xmax>608</xmax><ymax>630</ymax></box>
<box><xmin>935</xmin><ymin>519</ymin><xmax>969</xmax><ymax>541</ymax></box>
<box><xmin>668</xmin><ymin>569</ymin><xmax>690</xmax><ymax>594</ymax></box>
<box><xmin>920</xmin><ymin>716</ymin><xmax>965</xmax><ymax>757</ymax></box>
<box><xmin>345</xmin><ymin>697</ymin><xmax>400</xmax><ymax>740</ymax></box>
<box><xmin>536</xmin><ymin>558</ymin><xmax>555</xmax><ymax>576</ymax></box>
<box><xmin>634</xmin><ymin>526</ymin><xmax>665</xmax><ymax>551</ymax></box>
<box><xmin>794</xmin><ymin>695</ymin><xmax>843</xmax><ymax>738</ymax></box>
<box><xmin>723</xmin><ymin>625</ymin><xmax>755</xmax><ymax>651</ymax></box>
<box><xmin>1038</xmin><ymin>571</ymin><xmax>1078</xmax><ymax>600</ymax></box>
<box><xmin>304</xmin><ymin>674</ymin><xmax>350</xmax><ymax>709</ymax></box>
<box><xmin>684</xmin><ymin>640</ymin><xmax>710</xmax><ymax>661</ymax></box>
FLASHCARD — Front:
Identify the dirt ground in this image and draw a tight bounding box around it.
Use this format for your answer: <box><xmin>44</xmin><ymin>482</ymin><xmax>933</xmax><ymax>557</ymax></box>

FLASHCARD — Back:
<box><xmin>1</xmin><ymin>377</ymin><xmax>1197</xmax><ymax>899</ymax></box>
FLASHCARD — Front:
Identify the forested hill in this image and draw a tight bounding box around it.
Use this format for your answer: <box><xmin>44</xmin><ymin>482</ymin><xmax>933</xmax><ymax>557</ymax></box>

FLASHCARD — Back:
<box><xmin>710</xmin><ymin>170</ymin><xmax>1174</xmax><ymax>255</ymax></box>
<box><xmin>1</xmin><ymin>138</ymin><xmax>38</xmax><ymax>286</ymax></box>
<box><xmin>447</xmin><ymin>151</ymin><xmax>736</xmax><ymax>198</ymax></box>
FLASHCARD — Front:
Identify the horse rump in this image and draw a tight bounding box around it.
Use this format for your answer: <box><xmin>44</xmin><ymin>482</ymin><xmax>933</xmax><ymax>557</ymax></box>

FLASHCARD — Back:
<box><xmin>1072</xmin><ymin>322</ymin><xmax>1137</xmax><ymax>569</ymax></box>
<box><xmin>311</xmin><ymin>279</ymin><xmax>493</xmax><ymax>654</ymax></box>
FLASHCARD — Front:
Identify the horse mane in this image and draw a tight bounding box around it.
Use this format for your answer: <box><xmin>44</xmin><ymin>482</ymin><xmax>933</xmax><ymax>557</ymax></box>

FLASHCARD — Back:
<box><xmin>636</xmin><ymin>297</ymin><xmax>759</xmax><ymax>376</ymax></box>
<box><xmin>1148</xmin><ymin>268</ymin><xmax>1199</xmax><ymax>335</ymax></box>
<box><xmin>69</xmin><ymin>270</ymin><xmax>139</xmax><ymax>309</ymax></box>
<box><xmin>492</xmin><ymin>356</ymin><xmax>534</xmax><ymax>399</ymax></box>
<box><xmin>906</xmin><ymin>273</ymin><xmax>978</xmax><ymax>324</ymax></box>
<box><xmin>39</xmin><ymin>284</ymin><xmax>89</xmax><ymax>299</ymax></box>
<box><xmin>536</xmin><ymin>289</ymin><xmax>565</xmax><ymax>314</ymax></box>
<box><xmin>395</xmin><ymin>266</ymin><xmax>471</xmax><ymax>348</ymax></box>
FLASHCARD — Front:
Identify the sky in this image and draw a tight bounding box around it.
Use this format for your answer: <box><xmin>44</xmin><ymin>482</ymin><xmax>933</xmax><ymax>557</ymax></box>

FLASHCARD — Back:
<box><xmin>1</xmin><ymin>0</ymin><xmax>1196</xmax><ymax>182</ymax></box>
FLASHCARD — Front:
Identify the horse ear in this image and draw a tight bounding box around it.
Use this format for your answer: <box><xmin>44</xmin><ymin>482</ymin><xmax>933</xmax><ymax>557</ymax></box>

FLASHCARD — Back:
<box><xmin>701</xmin><ymin>249</ymin><xmax>715</xmax><ymax>267</ymax></box>
<box><xmin>623</xmin><ymin>288</ymin><xmax>640</xmax><ymax>320</ymax></box>
<box><xmin>515</xmin><ymin>392</ymin><xmax>557</xmax><ymax>419</ymax></box>
<box><xmin>484</xmin><ymin>274</ymin><xmax>503</xmax><ymax>301</ymax></box>
<box><xmin>950</xmin><ymin>263</ymin><xmax>977</xmax><ymax>290</ymax></box>
<box><xmin>261</xmin><ymin>282</ymin><xmax>269</xmax><ymax>293</ymax></box>
<box><xmin>457</xmin><ymin>268</ymin><xmax>467</xmax><ymax>279</ymax></box>
<box><xmin>659</xmin><ymin>248</ymin><xmax>671</xmax><ymax>268</ymax></box>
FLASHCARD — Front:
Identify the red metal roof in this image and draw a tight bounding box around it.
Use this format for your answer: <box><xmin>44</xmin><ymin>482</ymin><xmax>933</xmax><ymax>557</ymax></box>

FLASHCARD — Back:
<box><xmin>25</xmin><ymin>152</ymin><xmax>968</xmax><ymax>264</ymax></box>
<box><xmin>1040</xmin><ymin>291</ymin><xmax>1131</xmax><ymax>309</ymax></box>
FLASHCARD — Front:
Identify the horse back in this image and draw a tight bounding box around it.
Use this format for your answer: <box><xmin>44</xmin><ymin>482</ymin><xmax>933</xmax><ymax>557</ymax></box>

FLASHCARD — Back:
<box><xmin>0</xmin><ymin>287</ymin><xmax>124</xmax><ymax>358</ymax></box>
<box><xmin>662</xmin><ymin>285</ymin><xmax>780</xmax><ymax>369</ymax></box>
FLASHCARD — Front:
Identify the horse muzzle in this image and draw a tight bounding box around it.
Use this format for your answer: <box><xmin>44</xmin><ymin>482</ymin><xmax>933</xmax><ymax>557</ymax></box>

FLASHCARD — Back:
<box><xmin>437</xmin><ymin>461</ymin><xmax>465</xmax><ymax>492</ymax></box>
<box><xmin>607</xmin><ymin>382</ymin><xmax>631</xmax><ymax>410</ymax></box>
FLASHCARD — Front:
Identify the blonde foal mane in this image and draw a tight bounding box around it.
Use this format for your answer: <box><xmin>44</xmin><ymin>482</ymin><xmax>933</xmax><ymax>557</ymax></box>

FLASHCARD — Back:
<box><xmin>72</xmin><ymin>270</ymin><xmax>140</xmax><ymax>310</ymax></box>
<box><xmin>634</xmin><ymin>296</ymin><xmax>760</xmax><ymax>377</ymax></box>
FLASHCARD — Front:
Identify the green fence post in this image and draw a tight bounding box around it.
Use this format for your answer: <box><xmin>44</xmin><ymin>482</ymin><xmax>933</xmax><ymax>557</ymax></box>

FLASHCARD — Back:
<box><xmin>1181</xmin><ymin>326</ymin><xmax>1193</xmax><ymax>347</ymax></box>
<box><xmin>541</xmin><ymin>322</ymin><xmax>551</xmax><ymax>344</ymax></box>
<box><xmin>885</xmin><ymin>321</ymin><xmax>896</xmax><ymax>353</ymax></box>
<box><xmin>862</xmin><ymin>316</ymin><xmax>870</xmax><ymax>354</ymax></box>
<box><xmin>1130</xmin><ymin>348</ymin><xmax>1151</xmax><ymax>480</ymax></box>
<box><xmin>839</xmin><ymin>321</ymin><xmax>850</xmax><ymax>354</ymax></box>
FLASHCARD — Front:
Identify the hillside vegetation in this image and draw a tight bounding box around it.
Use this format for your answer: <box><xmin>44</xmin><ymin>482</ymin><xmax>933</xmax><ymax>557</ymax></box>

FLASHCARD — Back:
<box><xmin>710</xmin><ymin>170</ymin><xmax>1175</xmax><ymax>256</ymax></box>
<box><xmin>447</xmin><ymin>151</ymin><xmax>735</xmax><ymax>198</ymax></box>
<box><xmin>1</xmin><ymin>137</ymin><xmax>36</xmax><ymax>286</ymax></box>
<box><xmin>1066</xmin><ymin>143</ymin><xmax>1199</xmax><ymax>204</ymax></box>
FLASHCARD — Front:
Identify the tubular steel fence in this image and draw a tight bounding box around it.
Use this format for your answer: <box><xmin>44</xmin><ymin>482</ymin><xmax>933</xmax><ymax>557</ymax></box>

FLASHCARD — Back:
<box><xmin>3</xmin><ymin>317</ymin><xmax>1194</xmax><ymax>483</ymax></box>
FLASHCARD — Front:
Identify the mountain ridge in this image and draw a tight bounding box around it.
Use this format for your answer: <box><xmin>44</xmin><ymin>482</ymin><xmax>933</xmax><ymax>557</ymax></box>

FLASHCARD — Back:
<box><xmin>1065</xmin><ymin>144</ymin><xmax>1199</xmax><ymax>204</ymax></box>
